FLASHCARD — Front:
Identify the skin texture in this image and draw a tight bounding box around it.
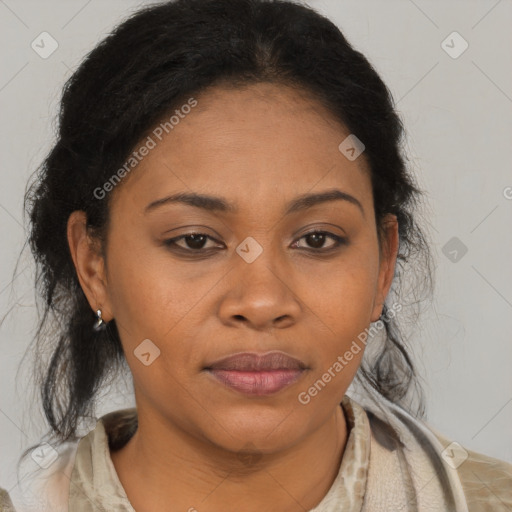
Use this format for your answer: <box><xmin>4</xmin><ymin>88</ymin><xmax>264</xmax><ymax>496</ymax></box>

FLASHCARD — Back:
<box><xmin>67</xmin><ymin>82</ymin><xmax>399</xmax><ymax>511</ymax></box>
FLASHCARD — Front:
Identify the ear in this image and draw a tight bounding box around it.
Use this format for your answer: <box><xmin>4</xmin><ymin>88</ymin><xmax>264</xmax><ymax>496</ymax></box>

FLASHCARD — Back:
<box><xmin>370</xmin><ymin>213</ymin><xmax>399</xmax><ymax>323</ymax></box>
<box><xmin>67</xmin><ymin>210</ymin><xmax>113</xmax><ymax>321</ymax></box>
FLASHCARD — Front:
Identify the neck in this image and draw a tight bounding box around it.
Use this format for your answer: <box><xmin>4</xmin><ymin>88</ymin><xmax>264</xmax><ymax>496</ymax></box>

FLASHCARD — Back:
<box><xmin>110</xmin><ymin>404</ymin><xmax>348</xmax><ymax>512</ymax></box>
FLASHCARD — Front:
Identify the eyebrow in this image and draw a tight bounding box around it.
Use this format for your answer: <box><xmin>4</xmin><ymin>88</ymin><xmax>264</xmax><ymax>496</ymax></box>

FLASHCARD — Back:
<box><xmin>144</xmin><ymin>188</ymin><xmax>365</xmax><ymax>217</ymax></box>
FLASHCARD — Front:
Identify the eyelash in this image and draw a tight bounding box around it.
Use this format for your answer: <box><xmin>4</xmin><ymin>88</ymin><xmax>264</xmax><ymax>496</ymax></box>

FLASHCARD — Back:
<box><xmin>163</xmin><ymin>230</ymin><xmax>348</xmax><ymax>255</ymax></box>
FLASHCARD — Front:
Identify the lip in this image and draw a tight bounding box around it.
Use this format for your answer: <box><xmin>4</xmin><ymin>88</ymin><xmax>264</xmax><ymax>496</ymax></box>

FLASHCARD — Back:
<box><xmin>205</xmin><ymin>351</ymin><xmax>307</xmax><ymax>371</ymax></box>
<box><xmin>204</xmin><ymin>351</ymin><xmax>307</xmax><ymax>396</ymax></box>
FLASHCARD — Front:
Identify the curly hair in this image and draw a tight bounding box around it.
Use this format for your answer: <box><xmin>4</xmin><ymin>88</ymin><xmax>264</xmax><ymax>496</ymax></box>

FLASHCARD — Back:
<box><xmin>16</xmin><ymin>0</ymin><xmax>434</xmax><ymax>443</ymax></box>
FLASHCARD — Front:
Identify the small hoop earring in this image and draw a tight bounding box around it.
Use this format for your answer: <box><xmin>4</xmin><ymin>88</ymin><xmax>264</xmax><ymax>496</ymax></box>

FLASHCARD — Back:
<box><xmin>93</xmin><ymin>309</ymin><xmax>107</xmax><ymax>332</ymax></box>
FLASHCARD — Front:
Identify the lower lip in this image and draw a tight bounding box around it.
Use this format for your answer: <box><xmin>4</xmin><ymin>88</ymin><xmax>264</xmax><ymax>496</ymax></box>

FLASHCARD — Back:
<box><xmin>207</xmin><ymin>369</ymin><xmax>304</xmax><ymax>396</ymax></box>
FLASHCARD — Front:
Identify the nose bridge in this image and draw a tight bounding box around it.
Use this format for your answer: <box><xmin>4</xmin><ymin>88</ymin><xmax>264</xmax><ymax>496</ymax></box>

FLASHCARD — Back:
<box><xmin>219</xmin><ymin>236</ymin><xmax>300</xmax><ymax>329</ymax></box>
<box><xmin>241</xmin><ymin>250</ymin><xmax>285</xmax><ymax>297</ymax></box>
<box><xmin>237</xmin><ymin>236</ymin><xmax>288</xmax><ymax>301</ymax></box>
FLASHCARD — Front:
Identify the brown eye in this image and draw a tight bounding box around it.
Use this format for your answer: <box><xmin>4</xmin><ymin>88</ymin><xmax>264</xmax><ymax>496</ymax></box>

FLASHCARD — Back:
<box><xmin>292</xmin><ymin>231</ymin><xmax>348</xmax><ymax>251</ymax></box>
<box><xmin>179</xmin><ymin>234</ymin><xmax>209</xmax><ymax>250</ymax></box>
<box><xmin>164</xmin><ymin>233</ymin><xmax>220</xmax><ymax>252</ymax></box>
<box><xmin>164</xmin><ymin>230</ymin><xmax>347</xmax><ymax>256</ymax></box>
<box><xmin>305</xmin><ymin>232</ymin><xmax>327</xmax><ymax>249</ymax></box>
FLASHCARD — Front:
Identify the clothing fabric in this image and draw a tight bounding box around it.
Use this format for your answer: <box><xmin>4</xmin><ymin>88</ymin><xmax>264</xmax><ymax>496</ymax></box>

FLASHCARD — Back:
<box><xmin>0</xmin><ymin>489</ymin><xmax>15</xmax><ymax>512</ymax></box>
<box><xmin>5</xmin><ymin>393</ymin><xmax>512</xmax><ymax>511</ymax></box>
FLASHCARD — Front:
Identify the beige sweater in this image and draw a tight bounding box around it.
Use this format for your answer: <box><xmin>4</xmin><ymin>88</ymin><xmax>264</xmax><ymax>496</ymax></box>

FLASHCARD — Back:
<box><xmin>0</xmin><ymin>490</ymin><xmax>14</xmax><ymax>512</ymax></box>
<box><xmin>4</xmin><ymin>394</ymin><xmax>512</xmax><ymax>511</ymax></box>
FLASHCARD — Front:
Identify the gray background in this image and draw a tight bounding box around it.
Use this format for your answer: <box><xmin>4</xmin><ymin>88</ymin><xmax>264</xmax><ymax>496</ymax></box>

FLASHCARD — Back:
<box><xmin>1</xmin><ymin>0</ymin><xmax>511</xmax><ymax>494</ymax></box>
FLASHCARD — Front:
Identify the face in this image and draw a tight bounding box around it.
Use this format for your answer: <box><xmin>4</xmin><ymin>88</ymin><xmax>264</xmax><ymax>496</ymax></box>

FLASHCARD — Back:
<box><xmin>68</xmin><ymin>82</ymin><xmax>398</xmax><ymax>455</ymax></box>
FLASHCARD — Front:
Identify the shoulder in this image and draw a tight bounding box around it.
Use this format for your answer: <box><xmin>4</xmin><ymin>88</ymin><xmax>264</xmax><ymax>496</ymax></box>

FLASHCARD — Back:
<box><xmin>8</xmin><ymin>439</ymin><xmax>79</xmax><ymax>512</ymax></box>
<box><xmin>68</xmin><ymin>408</ymin><xmax>137</xmax><ymax>510</ymax></box>
<box><xmin>433</xmin><ymin>430</ymin><xmax>512</xmax><ymax>511</ymax></box>
<box><xmin>0</xmin><ymin>488</ymin><xmax>15</xmax><ymax>512</ymax></box>
<box><xmin>8</xmin><ymin>409</ymin><xmax>137</xmax><ymax>512</ymax></box>
<box><xmin>355</xmin><ymin>392</ymin><xmax>512</xmax><ymax>511</ymax></box>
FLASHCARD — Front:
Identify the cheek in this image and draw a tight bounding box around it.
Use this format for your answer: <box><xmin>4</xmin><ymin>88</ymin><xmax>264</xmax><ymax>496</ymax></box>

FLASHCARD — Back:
<box><xmin>106</xmin><ymin>251</ymin><xmax>191</xmax><ymax>404</ymax></box>
<box><xmin>104</xmin><ymin>243</ymin><xmax>182</xmax><ymax>378</ymax></box>
<box><xmin>297</xmin><ymin>250</ymin><xmax>380</xmax><ymax>383</ymax></box>
<box><xmin>106</xmin><ymin>235</ymin><xmax>185</xmax><ymax>333</ymax></box>
<box><xmin>295</xmin><ymin>265</ymin><xmax>375</xmax><ymax>405</ymax></box>
<box><xmin>302</xmin><ymin>253</ymin><xmax>379</xmax><ymax>330</ymax></box>
<box><xmin>105</xmin><ymin>237</ymin><xmax>214</xmax><ymax>382</ymax></box>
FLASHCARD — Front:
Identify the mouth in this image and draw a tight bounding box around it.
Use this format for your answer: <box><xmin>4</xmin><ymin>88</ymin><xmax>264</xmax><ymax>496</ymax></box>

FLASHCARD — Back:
<box><xmin>204</xmin><ymin>351</ymin><xmax>308</xmax><ymax>396</ymax></box>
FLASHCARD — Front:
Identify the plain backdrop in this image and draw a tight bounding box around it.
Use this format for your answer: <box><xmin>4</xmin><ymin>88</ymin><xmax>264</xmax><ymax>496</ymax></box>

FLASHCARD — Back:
<box><xmin>1</xmin><ymin>0</ymin><xmax>511</xmax><ymax>495</ymax></box>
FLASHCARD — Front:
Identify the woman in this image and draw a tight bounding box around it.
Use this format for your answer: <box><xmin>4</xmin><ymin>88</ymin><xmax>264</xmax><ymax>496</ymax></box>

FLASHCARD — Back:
<box><xmin>4</xmin><ymin>0</ymin><xmax>511</xmax><ymax>510</ymax></box>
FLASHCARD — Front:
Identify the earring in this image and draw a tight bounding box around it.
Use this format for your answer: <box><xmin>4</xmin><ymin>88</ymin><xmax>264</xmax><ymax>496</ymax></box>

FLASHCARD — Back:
<box><xmin>93</xmin><ymin>309</ymin><xmax>107</xmax><ymax>332</ymax></box>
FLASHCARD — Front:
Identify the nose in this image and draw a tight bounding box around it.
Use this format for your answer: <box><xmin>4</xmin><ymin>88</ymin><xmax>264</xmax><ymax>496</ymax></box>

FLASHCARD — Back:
<box><xmin>218</xmin><ymin>253</ymin><xmax>302</xmax><ymax>331</ymax></box>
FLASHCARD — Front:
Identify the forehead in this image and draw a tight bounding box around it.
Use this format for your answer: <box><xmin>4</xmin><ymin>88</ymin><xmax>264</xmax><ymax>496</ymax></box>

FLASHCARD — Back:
<box><xmin>109</xmin><ymin>82</ymin><xmax>372</xmax><ymax>215</ymax></box>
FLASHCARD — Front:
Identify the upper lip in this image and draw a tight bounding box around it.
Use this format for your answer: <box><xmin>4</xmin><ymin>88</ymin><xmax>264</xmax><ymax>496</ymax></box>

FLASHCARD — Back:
<box><xmin>205</xmin><ymin>351</ymin><xmax>307</xmax><ymax>371</ymax></box>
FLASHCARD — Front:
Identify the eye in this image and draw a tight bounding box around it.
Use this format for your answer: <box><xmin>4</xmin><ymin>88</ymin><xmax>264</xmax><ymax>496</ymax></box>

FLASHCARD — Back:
<box><xmin>291</xmin><ymin>230</ymin><xmax>348</xmax><ymax>251</ymax></box>
<box><xmin>164</xmin><ymin>233</ymin><xmax>222</xmax><ymax>251</ymax></box>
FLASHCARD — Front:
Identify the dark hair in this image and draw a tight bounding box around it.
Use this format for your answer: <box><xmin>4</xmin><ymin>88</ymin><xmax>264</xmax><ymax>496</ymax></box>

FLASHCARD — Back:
<box><xmin>18</xmin><ymin>0</ymin><xmax>434</xmax><ymax>443</ymax></box>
